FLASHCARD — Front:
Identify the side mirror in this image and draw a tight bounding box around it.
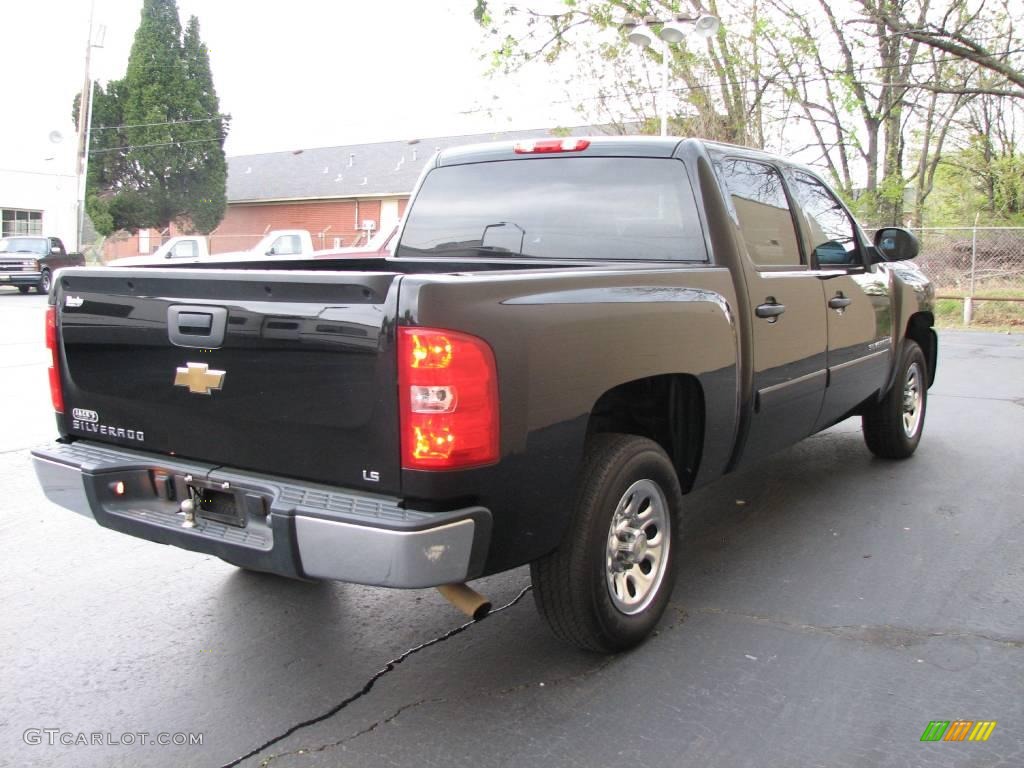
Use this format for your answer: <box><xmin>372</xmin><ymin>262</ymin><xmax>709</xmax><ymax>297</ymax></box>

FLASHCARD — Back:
<box><xmin>873</xmin><ymin>227</ymin><xmax>919</xmax><ymax>262</ymax></box>
<box><xmin>265</xmin><ymin>248</ymin><xmax>276</xmax><ymax>256</ymax></box>
<box><xmin>51</xmin><ymin>246</ymin><xmax>61</xmax><ymax>254</ymax></box>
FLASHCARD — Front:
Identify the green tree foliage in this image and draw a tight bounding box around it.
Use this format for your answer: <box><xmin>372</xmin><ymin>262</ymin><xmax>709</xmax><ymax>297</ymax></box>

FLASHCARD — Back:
<box><xmin>925</xmin><ymin>97</ymin><xmax>1024</xmax><ymax>224</ymax></box>
<box><xmin>72</xmin><ymin>0</ymin><xmax>228</xmax><ymax>236</ymax></box>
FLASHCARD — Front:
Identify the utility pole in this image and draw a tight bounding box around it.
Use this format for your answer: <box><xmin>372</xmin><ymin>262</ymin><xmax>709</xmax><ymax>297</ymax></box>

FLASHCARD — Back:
<box><xmin>76</xmin><ymin>0</ymin><xmax>101</xmax><ymax>253</ymax></box>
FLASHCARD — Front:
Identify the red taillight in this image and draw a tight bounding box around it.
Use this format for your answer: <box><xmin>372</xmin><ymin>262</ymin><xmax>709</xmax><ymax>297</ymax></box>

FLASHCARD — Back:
<box><xmin>398</xmin><ymin>327</ymin><xmax>498</xmax><ymax>470</ymax></box>
<box><xmin>513</xmin><ymin>138</ymin><xmax>590</xmax><ymax>154</ymax></box>
<box><xmin>45</xmin><ymin>305</ymin><xmax>64</xmax><ymax>413</ymax></box>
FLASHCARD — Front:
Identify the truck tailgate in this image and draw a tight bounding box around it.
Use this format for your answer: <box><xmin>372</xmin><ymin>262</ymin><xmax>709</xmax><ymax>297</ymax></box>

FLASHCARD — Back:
<box><xmin>55</xmin><ymin>268</ymin><xmax>402</xmax><ymax>494</ymax></box>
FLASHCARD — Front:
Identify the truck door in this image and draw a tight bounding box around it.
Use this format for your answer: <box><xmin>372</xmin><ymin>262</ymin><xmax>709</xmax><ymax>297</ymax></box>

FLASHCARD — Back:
<box><xmin>718</xmin><ymin>158</ymin><xmax>828</xmax><ymax>465</ymax></box>
<box><xmin>785</xmin><ymin>170</ymin><xmax>892</xmax><ymax>430</ymax></box>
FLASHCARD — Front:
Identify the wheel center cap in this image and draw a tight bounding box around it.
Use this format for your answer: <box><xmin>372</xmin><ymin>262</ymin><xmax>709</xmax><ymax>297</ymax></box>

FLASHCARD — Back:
<box><xmin>619</xmin><ymin>527</ymin><xmax>647</xmax><ymax>564</ymax></box>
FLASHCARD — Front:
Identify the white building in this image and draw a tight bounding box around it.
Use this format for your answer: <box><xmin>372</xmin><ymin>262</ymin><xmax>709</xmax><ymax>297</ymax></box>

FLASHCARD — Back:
<box><xmin>0</xmin><ymin>114</ymin><xmax>81</xmax><ymax>250</ymax></box>
<box><xmin>0</xmin><ymin>167</ymin><xmax>79</xmax><ymax>248</ymax></box>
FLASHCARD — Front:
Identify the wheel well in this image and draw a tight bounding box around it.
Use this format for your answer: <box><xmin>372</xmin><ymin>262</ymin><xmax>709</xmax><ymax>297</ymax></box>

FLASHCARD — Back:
<box><xmin>586</xmin><ymin>374</ymin><xmax>704</xmax><ymax>492</ymax></box>
<box><xmin>905</xmin><ymin>311</ymin><xmax>937</xmax><ymax>387</ymax></box>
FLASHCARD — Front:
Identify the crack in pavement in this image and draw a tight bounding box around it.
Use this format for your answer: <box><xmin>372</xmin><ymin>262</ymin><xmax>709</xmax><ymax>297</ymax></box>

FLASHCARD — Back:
<box><xmin>218</xmin><ymin>585</ymin><xmax>533</xmax><ymax>768</ymax></box>
<box><xmin>269</xmin><ymin>657</ymin><xmax>622</xmax><ymax>765</ymax></box>
<box><xmin>931</xmin><ymin>393</ymin><xmax>1024</xmax><ymax>405</ymax></box>
<box><xmin>488</xmin><ymin>656</ymin><xmax>619</xmax><ymax>698</ymax></box>
<box><xmin>695</xmin><ymin>606</ymin><xmax>1024</xmax><ymax>649</ymax></box>
<box><xmin>258</xmin><ymin>697</ymin><xmax>447</xmax><ymax>767</ymax></box>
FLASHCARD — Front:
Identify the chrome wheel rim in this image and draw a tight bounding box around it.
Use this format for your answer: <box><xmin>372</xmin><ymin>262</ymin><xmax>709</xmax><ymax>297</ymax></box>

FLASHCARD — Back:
<box><xmin>605</xmin><ymin>479</ymin><xmax>671</xmax><ymax>615</ymax></box>
<box><xmin>902</xmin><ymin>363</ymin><xmax>923</xmax><ymax>438</ymax></box>
<box><xmin>41</xmin><ymin>271</ymin><xmax>51</xmax><ymax>292</ymax></box>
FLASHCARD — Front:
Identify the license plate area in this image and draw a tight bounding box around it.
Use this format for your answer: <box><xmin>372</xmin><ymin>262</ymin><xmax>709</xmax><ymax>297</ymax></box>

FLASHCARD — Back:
<box><xmin>190</xmin><ymin>485</ymin><xmax>245</xmax><ymax>527</ymax></box>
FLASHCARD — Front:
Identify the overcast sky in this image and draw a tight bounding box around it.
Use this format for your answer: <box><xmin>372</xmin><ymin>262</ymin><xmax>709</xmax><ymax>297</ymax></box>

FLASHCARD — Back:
<box><xmin>3</xmin><ymin>0</ymin><xmax>581</xmax><ymax>176</ymax></box>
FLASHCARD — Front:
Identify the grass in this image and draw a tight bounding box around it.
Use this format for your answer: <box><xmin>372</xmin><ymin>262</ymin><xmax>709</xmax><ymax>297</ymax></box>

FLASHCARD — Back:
<box><xmin>934</xmin><ymin>285</ymin><xmax>1024</xmax><ymax>331</ymax></box>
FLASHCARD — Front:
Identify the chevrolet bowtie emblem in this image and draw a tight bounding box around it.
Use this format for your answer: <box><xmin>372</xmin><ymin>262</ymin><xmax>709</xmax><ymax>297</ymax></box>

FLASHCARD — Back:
<box><xmin>174</xmin><ymin>362</ymin><xmax>226</xmax><ymax>395</ymax></box>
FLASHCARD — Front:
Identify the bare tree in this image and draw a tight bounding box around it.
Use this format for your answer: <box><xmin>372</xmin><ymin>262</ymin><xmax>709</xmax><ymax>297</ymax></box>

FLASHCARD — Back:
<box><xmin>475</xmin><ymin>0</ymin><xmax>781</xmax><ymax>145</ymax></box>
<box><xmin>869</xmin><ymin>0</ymin><xmax>1024</xmax><ymax>93</ymax></box>
<box><xmin>473</xmin><ymin>0</ymin><xmax>1022</xmax><ymax>223</ymax></box>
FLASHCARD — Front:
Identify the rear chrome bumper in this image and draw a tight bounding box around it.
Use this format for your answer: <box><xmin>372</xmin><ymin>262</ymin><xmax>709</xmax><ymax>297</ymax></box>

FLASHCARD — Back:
<box><xmin>32</xmin><ymin>440</ymin><xmax>490</xmax><ymax>588</ymax></box>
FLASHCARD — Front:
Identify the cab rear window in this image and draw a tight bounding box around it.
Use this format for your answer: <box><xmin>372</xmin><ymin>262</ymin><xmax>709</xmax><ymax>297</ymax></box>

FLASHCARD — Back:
<box><xmin>397</xmin><ymin>157</ymin><xmax>706</xmax><ymax>262</ymax></box>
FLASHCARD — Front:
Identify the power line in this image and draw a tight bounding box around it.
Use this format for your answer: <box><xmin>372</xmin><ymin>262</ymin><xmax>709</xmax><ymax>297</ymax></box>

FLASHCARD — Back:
<box><xmin>90</xmin><ymin>114</ymin><xmax>229</xmax><ymax>131</ymax></box>
<box><xmin>89</xmin><ymin>137</ymin><xmax>223</xmax><ymax>154</ymax></box>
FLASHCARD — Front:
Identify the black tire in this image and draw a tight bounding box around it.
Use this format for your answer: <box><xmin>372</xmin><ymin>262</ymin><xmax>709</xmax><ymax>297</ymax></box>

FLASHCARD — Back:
<box><xmin>862</xmin><ymin>340</ymin><xmax>927</xmax><ymax>459</ymax></box>
<box><xmin>18</xmin><ymin>286</ymin><xmax>31</xmax><ymax>294</ymax></box>
<box><xmin>37</xmin><ymin>269</ymin><xmax>52</xmax><ymax>294</ymax></box>
<box><xmin>531</xmin><ymin>433</ymin><xmax>682</xmax><ymax>653</ymax></box>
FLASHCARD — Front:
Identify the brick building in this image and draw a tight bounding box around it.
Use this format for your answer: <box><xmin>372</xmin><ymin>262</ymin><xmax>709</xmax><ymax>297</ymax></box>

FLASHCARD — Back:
<box><xmin>104</xmin><ymin>126</ymin><xmax>594</xmax><ymax>260</ymax></box>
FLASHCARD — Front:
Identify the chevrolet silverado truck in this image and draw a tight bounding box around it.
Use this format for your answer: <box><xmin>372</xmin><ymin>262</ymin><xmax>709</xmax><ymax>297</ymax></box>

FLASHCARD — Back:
<box><xmin>0</xmin><ymin>236</ymin><xmax>84</xmax><ymax>293</ymax></box>
<box><xmin>32</xmin><ymin>136</ymin><xmax>936</xmax><ymax>652</ymax></box>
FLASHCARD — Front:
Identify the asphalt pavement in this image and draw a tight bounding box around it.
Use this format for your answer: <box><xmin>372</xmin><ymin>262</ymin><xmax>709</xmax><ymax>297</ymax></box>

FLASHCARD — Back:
<box><xmin>1</xmin><ymin>287</ymin><xmax>1021</xmax><ymax>768</ymax></box>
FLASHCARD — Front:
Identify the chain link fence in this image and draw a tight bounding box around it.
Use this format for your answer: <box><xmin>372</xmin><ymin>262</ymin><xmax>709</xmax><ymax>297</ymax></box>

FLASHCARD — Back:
<box><xmin>908</xmin><ymin>227</ymin><xmax>1024</xmax><ymax>294</ymax></box>
<box><xmin>867</xmin><ymin>226</ymin><xmax>1024</xmax><ymax>327</ymax></box>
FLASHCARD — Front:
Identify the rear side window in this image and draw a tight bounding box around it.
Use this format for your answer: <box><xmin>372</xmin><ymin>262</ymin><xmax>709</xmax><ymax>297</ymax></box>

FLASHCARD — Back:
<box><xmin>718</xmin><ymin>159</ymin><xmax>802</xmax><ymax>267</ymax></box>
<box><xmin>397</xmin><ymin>157</ymin><xmax>706</xmax><ymax>262</ymax></box>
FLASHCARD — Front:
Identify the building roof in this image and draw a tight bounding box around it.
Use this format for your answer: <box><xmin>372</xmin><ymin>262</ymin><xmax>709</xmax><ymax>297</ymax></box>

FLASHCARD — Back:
<box><xmin>226</xmin><ymin>126</ymin><xmax>622</xmax><ymax>203</ymax></box>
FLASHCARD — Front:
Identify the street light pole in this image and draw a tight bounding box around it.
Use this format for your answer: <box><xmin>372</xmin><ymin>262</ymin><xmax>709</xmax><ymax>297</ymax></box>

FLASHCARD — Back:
<box><xmin>660</xmin><ymin>45</ymin><xmax>669</xmax><ymax>137</ymax></box>
<box><xmin>624</xmin><ymin>14</ymin><xmax>721</xmax><ymax>138</ymax></box>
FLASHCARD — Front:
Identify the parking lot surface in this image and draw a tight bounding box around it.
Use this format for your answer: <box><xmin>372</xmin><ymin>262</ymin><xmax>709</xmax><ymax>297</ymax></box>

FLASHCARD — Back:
<box><xmin>1</xmin><ymin>288</ymin><xmax>1021</xmax><ymax>767</ymax></box>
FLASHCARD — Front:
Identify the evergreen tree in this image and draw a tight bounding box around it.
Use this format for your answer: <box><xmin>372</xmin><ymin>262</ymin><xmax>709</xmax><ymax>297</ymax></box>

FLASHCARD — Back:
<box><xmin>74</xmin><ymin>0</ymin><xmax>228</xmax><ymax>235</ymax></box>
<box><xmin>181</xmin><ymin>16</ymin><xmax>227</xmax><ymax>233</ymax></box>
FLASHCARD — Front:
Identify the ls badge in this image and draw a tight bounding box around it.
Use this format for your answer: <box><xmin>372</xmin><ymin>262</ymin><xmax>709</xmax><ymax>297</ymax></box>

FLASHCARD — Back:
<box><xmin>174</xmin><ymin>362</ymin><xmax>226</xmax><ymax>395</ymax></box>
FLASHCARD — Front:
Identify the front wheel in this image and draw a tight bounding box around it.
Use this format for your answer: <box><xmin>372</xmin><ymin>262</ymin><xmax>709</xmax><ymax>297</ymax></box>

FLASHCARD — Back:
<box><xmin>862</xmin><ymin>339</ymin><xmax>927</xmax><ymax>459</ymax></box>
<box><xmin>531</xmin><ymin>434</ymin><xmax>682</xmax><ymax>652</ymax></box>
<box><xmin>37</xmin><ymin>269</ymin><xmax>52</xmax><ymax>294</ymax></box>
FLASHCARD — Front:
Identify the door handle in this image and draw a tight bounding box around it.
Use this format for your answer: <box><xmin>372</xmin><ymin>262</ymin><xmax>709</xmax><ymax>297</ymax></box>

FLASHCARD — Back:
<box><xmin>828</xmin><ymin>295</ymin><xmax>852</xmax><ymax>310</ymax></box>
<box><xmin>755</xmin><ymin>301</ymin><xmax>786</xmax><ymax>319</ymax></box>
<box><xmin>168</xmin><ymin>305</ymin><xmax>228</xmax><ymax>348</ymax></box>
<box><xmin>177</xmin><ymin>312</ymin><xmax>213</xmax><ymax>334</ymax></box>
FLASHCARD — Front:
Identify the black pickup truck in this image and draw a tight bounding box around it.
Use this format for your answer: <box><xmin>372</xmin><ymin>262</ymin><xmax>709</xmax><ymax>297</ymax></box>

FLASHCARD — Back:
<box><xmin>0</xmin><ymin>236</ymin><xmax>84</xmax><ymax>293</ymax></box>
<box><xmin>32</xmin><ymin>136</ymin><xmax>936</xmax><ymax>651</ymax></box>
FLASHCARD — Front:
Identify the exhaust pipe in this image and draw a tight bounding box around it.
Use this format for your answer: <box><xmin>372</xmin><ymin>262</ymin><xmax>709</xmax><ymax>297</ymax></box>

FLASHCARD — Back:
<box><xmin>436</xmin><ymin>583</ymin><xmax>491</xmax><ymax>620</ymax></box>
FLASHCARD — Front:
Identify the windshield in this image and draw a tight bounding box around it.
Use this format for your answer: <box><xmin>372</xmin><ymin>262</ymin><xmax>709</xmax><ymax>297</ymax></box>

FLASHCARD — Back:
<box><xmin>0</xmin><ymin>237</ymin><xmax>47</xmax><ymax>255</ymax></box>
<box><xmin>396</xmin><ymin>157</ymin><xmax>706</xmax><ymax>262</ymax></box>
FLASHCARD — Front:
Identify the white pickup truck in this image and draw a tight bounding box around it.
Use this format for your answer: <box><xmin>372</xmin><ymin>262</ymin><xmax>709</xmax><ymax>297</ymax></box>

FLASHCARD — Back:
<box><xmin>108</xmin><ymin>230</ymin><xmax>316</xmax><ymax>267</ymax></box>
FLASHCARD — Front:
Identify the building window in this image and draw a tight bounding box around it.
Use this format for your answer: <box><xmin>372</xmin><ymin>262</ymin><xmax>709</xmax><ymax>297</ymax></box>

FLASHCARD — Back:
<box><xmin>1</xmin><ymin>209</ymin><xmax>43</xmax><ymax>236</ymax></box>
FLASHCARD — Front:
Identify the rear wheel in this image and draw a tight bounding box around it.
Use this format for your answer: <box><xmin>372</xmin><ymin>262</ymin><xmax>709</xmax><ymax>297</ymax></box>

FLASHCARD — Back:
<box><xmin>862</xmin><ymin>340</ymin><xmax>927</xmax><ymax>459</ymax></box>
<box><xmin>531</xmin><ymin>434</ymin><xmax>681</xmax><ymax>652</ymax></box>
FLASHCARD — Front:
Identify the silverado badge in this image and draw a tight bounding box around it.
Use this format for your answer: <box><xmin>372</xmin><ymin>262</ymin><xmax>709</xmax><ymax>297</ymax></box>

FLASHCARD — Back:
<box><xmin>174</xmin><ymin>362</ymin><xmax>226</xmax><ymax>395</ymax></box>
